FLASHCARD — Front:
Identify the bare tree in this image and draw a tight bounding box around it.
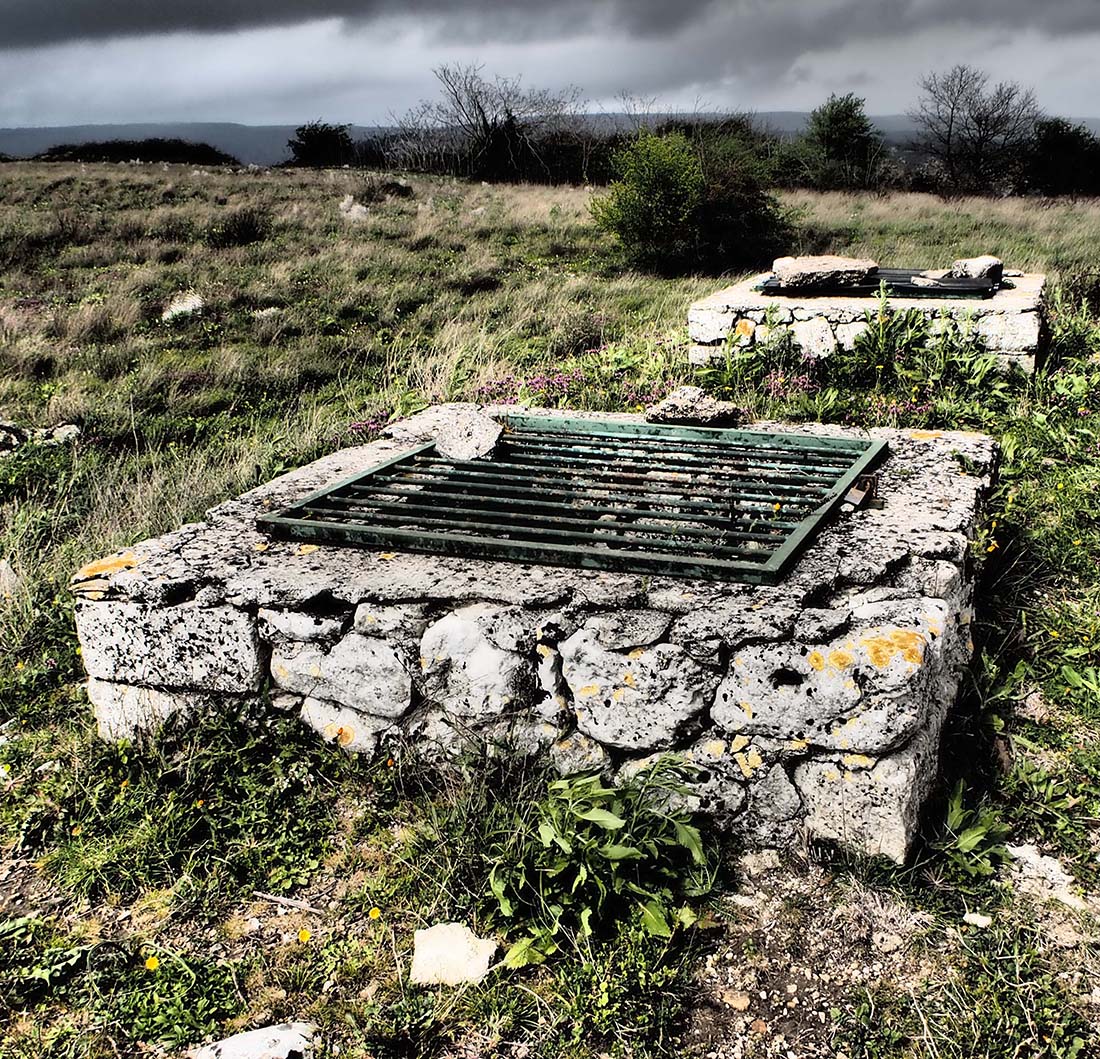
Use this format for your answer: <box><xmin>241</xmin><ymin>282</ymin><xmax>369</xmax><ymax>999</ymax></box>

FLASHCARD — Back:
<box><xmin>910</xmin><ymin>64</ymin><xmax>1041</xmax><ymax>194</ymax></box>
<box><xmin>392</xmin><ymin>63</ymin><xmax>588</xmax><ymax>182</ymax></box>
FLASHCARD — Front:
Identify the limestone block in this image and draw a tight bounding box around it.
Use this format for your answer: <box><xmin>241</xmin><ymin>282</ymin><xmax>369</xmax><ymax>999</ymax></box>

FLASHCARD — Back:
<box><xmin>975</xmin><ymin>311</ymin><xmax>1040</xmax><ymax>352</ymax></box>
<box><xmin>772</xmin><ymin>255</ymin><xmax>878</xmax><ymax>288</ymax></box>
<box><xmin>420</xmin><ymin>604</ymin><xmax>533</xmax><ymax>719</ymax></box>
<box><xmin>353</xmin><ymin>602</ymin><xmax>431</xmax><ymax>640</ymax></box>
<box><xmin>559</xmin><ymin>628</ymin><xmax>718</xmax><ymax>750</ymax></box>
<box><xmin>299</xmin><ymin>698</ymin><xmax>394</xmax><ymax>753</ymax></box>
<box><xmin>583</xmin><ymin>609</ymin><xmax>672</xmax><ymax>650</ymax></box>
<box><xmin>687</xmin><ymin>306</ymin><xmax>735</xmax><ymax>344</ymax></box>
<box><xmin>258</xmin><ymin>608</ymin><xmax>346</xmax><ymax>643</ymax></box>
<box><xmin>433</xmin><ymin>407</ymin><xmax>502</xmax><ymax>461</ymax></box>
<box><xmin>739</xmin><ymin>763</ymin><xmax>804</xmax><ymax>845</ymax></box>
<box><xmin>791</xmin><ymin>318</ymin><xmax>837</xmax><ymax>359</ymax></box>
<box><xmin>712</xmin><ymin>606</ymin><xmax>949</xmax><ymax>754</ymax></box>
<box><xmin>271</xmin><ymin>633</ymin><xmax>412</xmax><ymax>718</ymax></box>
<box><xmin>76</xmin><ymin>600</ymin><xmax>261</xmax><ymax>692</ymax></box>
<box><xmin>688</xmin><ymin>344</ymin><xmax>726</xmax><ymax>367</ymax></box>
<box><xmin>833</xmin><ymin>321</ymin><xmax>868</xmax><ymax>351</ymax></box>
<box><xmin>86</xmin><ymin>678</ymin><xmax>211</xmax><ymax>741</ymax></box>
<box><xmin>793</xmin><ymin>720</ymin><xmax>943</xmax><ymax>863</ymax></box>
<box><xmin>950</xmin><ymin>255</ymin><xmax>1003</xmax><ymax>282</ymax></box>
<box><xmin>644</xmin><ymin>386</ymin><xmax>743</xmax><ymax>427</ymax></box>
<box><xmin>550</xmin><ymin>730</ymin><xmax>611</xmax><ymax>774</ymax></box>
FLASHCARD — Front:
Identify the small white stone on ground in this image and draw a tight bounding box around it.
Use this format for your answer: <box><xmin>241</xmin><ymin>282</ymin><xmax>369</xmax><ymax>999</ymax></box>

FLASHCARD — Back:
<box><xmin>432</xmin><ymin>408</ymin><xmax>502</xmax><ymax>461</ymax></box>
<box><xmin>0</xmin><ymin>559</ymin><xmax>20</xmax><ymax>600</ymax></box>
<box><xmin>1007</xmin><ymin>843</ymin><xmax>1096</xmax><ymax>913</ymax></box>
<box><xmin>962</xmin><ymin>912</ymin><xmax>993</xmax><ymax>928</ymax></box>
<box><xmin>338</xmin><ymin>194</ymin><xmax>369</xmax><ymax>221</ymax></box>
<box><xmin>409</xmin><ymin>923</ymin><xmax>497</xmax><ymax>986</ymax></box>
<box><xmin>162</xmin><ymin>291</ymin><xmax>204</xmax><ymax>322</ymax></box>
<box><xmin>187</xmin><ymin>1021</ymin><xmax>317</xmax><ymax>1059</ymax></box>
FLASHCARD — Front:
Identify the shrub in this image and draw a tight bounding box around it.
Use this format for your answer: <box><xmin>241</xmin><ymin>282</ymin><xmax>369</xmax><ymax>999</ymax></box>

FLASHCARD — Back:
<box><xmin>591</xmin><ymin>131</ymin><xmax>791</xmax><ymax>271</ymax></box>
<box><xmin>203</xmin><ymin>205</ymin><xmax>271</xmax><ymax>248</ymax></box>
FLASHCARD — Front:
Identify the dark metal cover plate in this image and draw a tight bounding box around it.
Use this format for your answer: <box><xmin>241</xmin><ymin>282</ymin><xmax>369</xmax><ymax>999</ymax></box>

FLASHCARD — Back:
<box><xmin>258</xmin><ymin>414</ymin><xmax>888</xmax><ymax>583</ymax></box>
<box><xmin>757</xmin><ymin>267</ymin><xmax>996</xmax><ymax>299</ymax></box>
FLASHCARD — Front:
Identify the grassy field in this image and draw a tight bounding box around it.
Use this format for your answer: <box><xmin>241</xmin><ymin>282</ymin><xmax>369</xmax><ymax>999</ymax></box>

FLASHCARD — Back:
<box><xmin>1</xmin><ymin>163</ymin><xmax>1099</xmax><ymax>1058</ymax></box>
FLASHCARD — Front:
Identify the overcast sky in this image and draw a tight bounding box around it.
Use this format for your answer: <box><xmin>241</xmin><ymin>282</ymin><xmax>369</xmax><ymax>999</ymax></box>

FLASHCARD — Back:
<box><xmin>2</xmin><ymin>0</ymin><xmax>1099</xmax><ymax>127</ymax></box>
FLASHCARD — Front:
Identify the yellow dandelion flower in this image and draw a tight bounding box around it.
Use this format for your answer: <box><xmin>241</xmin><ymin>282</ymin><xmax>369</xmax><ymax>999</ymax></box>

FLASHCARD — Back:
<box><xmin>194</xmin><ymin>799</ymin><xmax>205</xmax><ymax>808</ymax></box>
<box><xmin>144</xmin><ymin>956</ymin><xmax>160</xmax><ymax>972</ymax></box>
<box><xmin>1073</xmin><ymin>539</ymin><xmax>1082</xmax><ymax>546</ymax></box>
<box><xmin>298</xmin><ymin>929</ymin><xmax>312</xmax><ymax>943</ymax></box>
<box><xmin>368</xmin><ymin>907</ymin><xmax>382</xmax><ymax>920</ymax></box>
<box><xmin>986</xmin><ymin>540</ymin><xmax>999</xmax><ymax>553</ymax></box>
<box><xmin>772</xmin><ymin>503</ymin><xmax>781</xmax><ymax>512</ymax></box>
<box><xmin>71</xmin><ymin>824</ymin><xmax>83</xmax><ymax>836</ymax></box>
<box><xmin>120</xmin><ymin>779</ymin><xmax>129</xmax><ymax>789</ymax></box>
<box><xmin>1050</xmin><ymin>630</ymin><xmax>1060</xmax><ymax>639</ymax></box>
<box><xmin>1057</xmin><ymin>482</ymin><xmax>1065</xmax><ymax>490</ymax></box>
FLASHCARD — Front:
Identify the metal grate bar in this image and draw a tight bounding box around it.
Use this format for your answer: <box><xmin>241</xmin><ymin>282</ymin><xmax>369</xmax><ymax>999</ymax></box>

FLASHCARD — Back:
<box><xmin>258</xmin><ymin>414</ymin><xmax>888</xmax><ymax>583</ymax></box>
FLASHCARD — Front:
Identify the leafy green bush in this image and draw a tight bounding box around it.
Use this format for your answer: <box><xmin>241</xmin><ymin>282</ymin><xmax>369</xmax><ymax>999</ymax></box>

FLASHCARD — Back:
<box><xmin>591</xmin><ymin>131</ymin><xmax>791</xmax><ymax>271</ymax></box>
<box><xmin>485</xmin><ymin>758</ymin><xmax>715</xmax><ymax>967</ymax></box>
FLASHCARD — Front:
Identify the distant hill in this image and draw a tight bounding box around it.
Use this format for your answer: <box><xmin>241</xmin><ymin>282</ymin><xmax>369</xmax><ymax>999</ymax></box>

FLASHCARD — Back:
<box><xmin>0</xmin><ymin>122</ymin><xmax>384</xmax><ymax>167</ymax></box>
<box><xmin>3</xmin><ymin>115</ymin><xmax>1100</xmax><ymax>167</ymax></box>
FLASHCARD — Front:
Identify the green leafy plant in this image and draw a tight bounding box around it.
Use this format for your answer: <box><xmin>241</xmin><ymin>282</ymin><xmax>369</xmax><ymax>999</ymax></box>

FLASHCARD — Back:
<box><xmin>485</xmin><ymin>758</ymin><xmax>715</xmax><ymax>967</ymax></box>
<box><xmin>932</xmin><ymin>780</ymin><xmax>1011</xmax><ymax>879</ymax></box>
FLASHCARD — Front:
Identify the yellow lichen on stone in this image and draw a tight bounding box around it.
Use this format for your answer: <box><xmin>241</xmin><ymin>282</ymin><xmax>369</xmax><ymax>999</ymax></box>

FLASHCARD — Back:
<box><xmin>296</xmin><ymin>544</ymin><xmax>319</xmax><ymax>556</ymax></box>
<box><xmin>578</xmin><ymin>684</ymin><xmax>600</xmax><ymax>698</ymax></box>
<box><xmin>309</xmin><ymin>663</ymin><xmax>322</xmax><ymax>678</ymax></box>
<box><xmin>861</xmin><ymin>628</ymin><xmax>926</xmax><ymax>669</ymax></box>
<box><xmin>734</xmin><ymin>747</ymin><xmax>763</xmax><ymax>779</ymax></box>
<box><xmin>536</xmin><ymin>643</ymin><xmax>552</xmax><ymax>658</ymax></box>
<box><xmin>612</xmin><ymin>688</ymin><xmax>626</xmax><ymax>702</ymax></box>
<box><xmin>622</xmin><ymin>671</ymin><xmax>637</xmax><ymax>688</ymax></box>
<box><xmin>324</xmin><ymin>723</ymin><xmax>355</xmax><ymax>747</ymax></box>
<box><xmin>628</xmin><ymin>648</ymin><xmax>646</xmax><ymax>660</ymax></box>
<box><xmin>739</xmin><ymin>701</ymin><xmax>754</xmax><ymax>719</ymax></box>
<box><xmin>735</xmin><ymin>318</ymin><xmax>756</xmax><ymax>339</ymax></box>
<box><xmin>702</xmin><ymin>739</ymin><xmax>727</xmax><ymax>759</ymax></box>
<box><xmin>273</xmin><ymin>663</ymin><xmax>290</xmax><ymax>680</ymax></box>
<box><xmin>908</xmin><ymin>430</ymin><xmax>943</xmax><ymax>441</ymax></box>
<box><xmin>824</xmin><ymin>768</ymin><xmax>840</xmax><ymax>781</ymax></box>
<box><xmin>73</xmin><ymin>550</ymin><xmax>139</xmax><ymax>583</ymax></box>
<box><xmin>807</xmin><ymin>650</ymin><xmax>825</xmax><ymax>671</ymax></box>
<box><xmin>842</xmin><ymin>753</ymin><xmax>874</xmax><ymax>769</ymax></box>
<box><xmin>827</xmin><ymin>649</ymin><xmax>854</xmax><ymax>670</ymax></box>
<box><xmin>787</xmin><ymin>738</ymin><xmax>808</xmax><ymax>751</ymax></box>
<box><xmin>730</xmin><ymin>734</ymin><xmax>750</xmax><ymax>753</ymax></box>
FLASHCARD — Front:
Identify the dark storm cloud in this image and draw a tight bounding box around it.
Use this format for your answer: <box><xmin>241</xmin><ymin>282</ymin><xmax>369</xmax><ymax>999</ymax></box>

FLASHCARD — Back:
<box><xmin>3</xmin><ymin>0</ymin><xmax>1100</xmax><ymax>50</ymax></box>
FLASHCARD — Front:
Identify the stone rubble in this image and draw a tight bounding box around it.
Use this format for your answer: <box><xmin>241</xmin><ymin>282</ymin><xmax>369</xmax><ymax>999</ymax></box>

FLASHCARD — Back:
<box><xmin>70</xmin><ymin>405</ymin><xmax>997</xmax><ymax>863</ymax></box>
<box><xmin>1</xmin><ymin>420</ymin><xmax>81</xmax><ymax>458</ymax></box>
<box><xmin>950</xmin><ymin>254</ymin><xmax>1004</xmax><ymax>283</ymax></box>
<box><xmin>162</xmin><ymin>291</ymin><xmax>205</xmax><ymax>322</ymax></box>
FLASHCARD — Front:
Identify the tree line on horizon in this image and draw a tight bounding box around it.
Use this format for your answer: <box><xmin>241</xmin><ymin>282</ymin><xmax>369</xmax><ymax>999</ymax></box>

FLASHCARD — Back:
<box><xmin>9</xmin><ymin>62</ymin><xmax>1100</xmax><ymax>199</ymax></box>
<box><xmin>283</xmin><ymin>62</ymin><xmax>1100</xmax><ymax>199</ymax></box>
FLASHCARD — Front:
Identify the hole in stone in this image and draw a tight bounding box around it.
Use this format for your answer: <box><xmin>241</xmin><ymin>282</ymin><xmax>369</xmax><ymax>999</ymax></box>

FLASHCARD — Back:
<box><xmin>770</xmin><ymin>667</ymin><xmax>805</xmax><ymax>688</ymax></box>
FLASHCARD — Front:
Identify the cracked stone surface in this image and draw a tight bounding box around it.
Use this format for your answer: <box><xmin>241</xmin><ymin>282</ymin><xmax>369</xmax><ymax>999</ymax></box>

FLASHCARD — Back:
<box><xmin>271</xmin><ymin>633</ymin><xmax>412</xmax><ymax>718</ymax></box>
<box><xmin>70</xmin><ymin>405</ymin><xmax>997</xmax><ymax>863</ymax></box>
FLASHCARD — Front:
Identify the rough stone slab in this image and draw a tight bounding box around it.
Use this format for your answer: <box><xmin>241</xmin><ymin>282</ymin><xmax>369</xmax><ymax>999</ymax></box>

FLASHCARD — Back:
<box><xmin>187</xmin><ymin>1022</ymin><xmax>318</xmax><ymax>1059</ymax></box>
<box><xmin>420</xmin><ymin>604</ymin><xmax>534</xmax><ymax>719</ymax></box>
<box><xmin>644</xmin><ymin>385</ymin><xmax>744</xmax><ymax>427</ymax></box>
<box><xmin>791</xmin><ymin>317</ymin><xmax>836</xmax><ymax>359</ymax></box>
<box><xmin>772</xmin><ymin>255</ymin><xmax>878</xmax><ymax>289</ymax></box>
<box><xmin>560</xmin><ymin>628</ymin><xmax>718</xmax><ymax>750</ymax></box>
<box><xmin>299</xmin><ymin>697</ymin><xmax>394</xmax><ymax>753</ymax></box>
<box><xmin>76</xmin><ymin>600</ymin><xmax>261</xmax><ymax>692</ymax></box>
<box><xmin>793</xmin><ymin>715</ymin><xmax>945</xmax><ymax>862</ymax></box>
<box><xmin>409</xmin><ymin>923</ymin><xmax>497</xmax><ymax>986</ymax></box>
<box><xmin>271</xmin><ymin>633</ymin><xmax>412</xmax><ymax>718</ymax></box>
<box><xmin>86</xmin><ymin>678</ymin><xmax>225</xmax><ymax>741</ymax></box>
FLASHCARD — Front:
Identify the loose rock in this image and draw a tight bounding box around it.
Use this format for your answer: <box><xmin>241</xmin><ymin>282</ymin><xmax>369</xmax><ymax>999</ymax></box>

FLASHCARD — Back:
<box><xmin>187</xmin><ymin>1021</ymin><xmax>318</xmax><ymax>1059</ymax></box>
<box><xmin>432</xmin><ymin>407</ymin><xmax>502</xmax><ymax>460</ymax></box>
<box><xmin>162</xmin><ymin>291</ymin><xmax>204</xmax><ymax>322</ymax></box>
<box><xmin>772</xmin><ymin>255</ymin><xmax>878</xmax><ymax>289</ymax></box>
<box><xmin>409</xmin><ymin>923</ymin><xmax>497</xmax><ymax>986</ymax></box>
<box><xmin>645</xmin><ymin>385</ymin><xmax>744</xmax><ymax>427</ymax></box>
<box><xmin>950</xmin><ymin>255</ymin><xmax>1004</xmax><ymax>283</ymax></box>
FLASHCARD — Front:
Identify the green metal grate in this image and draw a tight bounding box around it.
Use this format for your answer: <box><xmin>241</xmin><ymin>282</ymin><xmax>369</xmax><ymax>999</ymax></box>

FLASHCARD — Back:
<box><xmin>258</xmin><ymin>414</ymin><xmax>888</xmax><ymax>583</ymax></box>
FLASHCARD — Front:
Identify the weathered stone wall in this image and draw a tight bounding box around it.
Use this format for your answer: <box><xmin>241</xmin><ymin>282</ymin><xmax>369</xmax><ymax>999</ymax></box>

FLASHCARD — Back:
<box><xmin>71</xmin><ymin>406</ymin><xmax>997</xmax><ymax>863</ymax></box>
<box><xmin>688</xmin><ymin>273</ymin><xmax>1046</xmax><ymax>373</ymax></box>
